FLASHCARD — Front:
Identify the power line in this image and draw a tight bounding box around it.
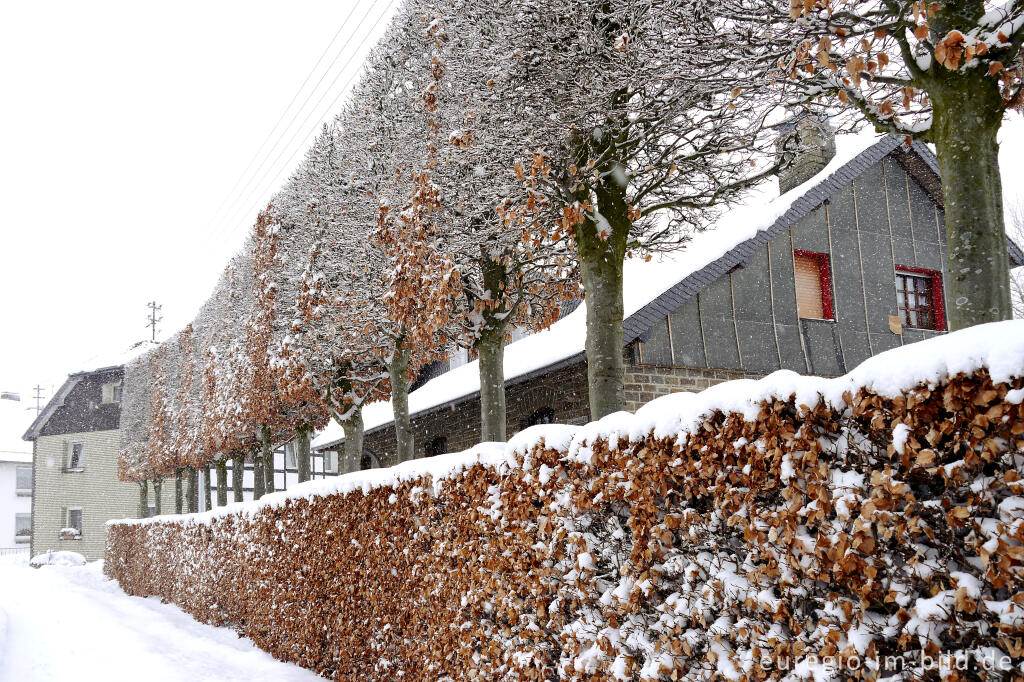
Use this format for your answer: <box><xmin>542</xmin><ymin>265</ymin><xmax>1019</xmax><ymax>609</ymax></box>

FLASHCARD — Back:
<box><xmin>206</xmin><ymin>0</ymin><xmax>396</xmax><ymax>252</ymax></box>
<box><xmin>208</xmin><ymin>0</ymin><xmax>397</xmax><ymax>252</ymax></box>
<box><xmin>202</xmin><ymin>0</ymin><xmax>373</xmax><ymax>237</ymax></box>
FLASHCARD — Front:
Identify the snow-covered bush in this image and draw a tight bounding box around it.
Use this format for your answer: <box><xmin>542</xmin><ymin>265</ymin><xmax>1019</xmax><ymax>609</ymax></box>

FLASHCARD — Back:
<box><xmin>30</xmin><ymin>551</ymin><xmax>87</xmax><ymax>569</ymax></box>
<box><xmin>106</xmin><ymin>322</ymin><xmax>1024</xmax><ymax>681</ymax></box>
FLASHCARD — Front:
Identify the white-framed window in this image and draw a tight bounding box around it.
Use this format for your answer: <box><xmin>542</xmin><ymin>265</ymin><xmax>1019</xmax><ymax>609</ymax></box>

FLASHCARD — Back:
<box><xmin>16</xmin><ymin>465</ymin><xmax>31</xmax><ymax>494</ymax></box>
<box><xmin>101</xmin><ymin>381</ymin><xmax>122</xmax><ymax>404</ymax></box>
<box><xmin>285</xmin><ymin>443</ymin><xmax>296</xmax><ymax>469</ymax></box>
<box><xmin>15</xmin><ymin>513</ymin><xmax>31</xmax><ymax>541</ymax></box>
<box><xmin>61</xmin><ymin>506</ymin><xmax>83</xmax><ymax>539</ymax></box>
<box><xmin>147</xmin><ymin>505</ymin><xmax>156</xmax><ymax>518</ymax></box>
<box><xmin>324</xmin><ymin>451</ymin><xmax>338</xmax><ymax>474</ymax></box>
<box><xmin>66</xmin><ymin>442</ymin><xmax>84</xmax><ymax>471</ymax></box>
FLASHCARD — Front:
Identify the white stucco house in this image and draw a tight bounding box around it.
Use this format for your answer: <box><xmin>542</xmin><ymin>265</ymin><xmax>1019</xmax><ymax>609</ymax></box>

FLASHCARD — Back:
<box><xmin>1</xmin><ymin>392</ymin><xmax>35</xmax><ymax>553</ymax></box>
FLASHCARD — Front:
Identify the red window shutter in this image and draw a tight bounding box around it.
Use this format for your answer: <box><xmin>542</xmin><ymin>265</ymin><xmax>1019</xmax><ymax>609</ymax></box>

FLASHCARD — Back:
<box><xmin>794</xmin><ymin>251</ymin><xmax>832</xmax><ymax>319</ymax></box>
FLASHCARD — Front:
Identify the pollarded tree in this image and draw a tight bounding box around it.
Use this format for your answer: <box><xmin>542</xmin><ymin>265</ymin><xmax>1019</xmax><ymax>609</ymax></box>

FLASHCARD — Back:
<box><xmin>270</xmin><ymin>125</ymin><xmax>392</xmax><ymax>471</ymax></box>
<box><xmin>718</xmin><ymin>0</ymin><xmax>1022</xmax><ymax>328</ymax></box>
<box><xmin>174</xmin><ymin>323</ymin><xmax>212</xmax><ymax>510</ymax></box>
<box><xmin>241</xmin><ymin>210</ymin><xmax>293</xmax><ymax>495</ymax></box>
<box><xmin>147</xmin><ymin>341</ymin><xmax>178</xmax><ymax>513</ymax></box>
<box><xmin>203</xmin><ymin>258</ymin><xmax>264</xmax><ymax>498</ymax></box>
<box><xmin>119</xmin><ymin>351</ymin><xmax>155</xmax><ymax>517</ymax></box>
<box><xmin>313</xmin><ymin>21</ymin><xmax>461</xmax><ymax>463</ymax></box>
<box><xmin>427</xmin><ymin>0</ymin><xmax>580</xmax><ymax>440</ymax></box>
<box><xmin>366</xmin><ymin>10</ymin><xmax>464</xmax><ymax>459</ymax></box>
<box><xmin>488</xmin><ymin>0</ymin><xmax>785</xmax><ymax>419</ymax></box>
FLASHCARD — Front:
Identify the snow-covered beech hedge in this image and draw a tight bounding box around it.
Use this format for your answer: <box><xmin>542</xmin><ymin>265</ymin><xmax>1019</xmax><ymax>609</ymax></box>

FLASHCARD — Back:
<box><xmin>106</xmin><ymin>322</ymin><xmax>1024</xmax><ymax>681</ymax></box>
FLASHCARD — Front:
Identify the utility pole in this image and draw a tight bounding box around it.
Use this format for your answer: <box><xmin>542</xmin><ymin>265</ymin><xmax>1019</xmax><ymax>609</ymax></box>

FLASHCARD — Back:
<box><xmin>146</xmin><ymin>301</ymin><xmax>163</xmax><ymax>342</ymax></box>
<box><xmin>33</xmin><ymin>385</ymin><xmax>45</xmax><ymax>414</ymax></box>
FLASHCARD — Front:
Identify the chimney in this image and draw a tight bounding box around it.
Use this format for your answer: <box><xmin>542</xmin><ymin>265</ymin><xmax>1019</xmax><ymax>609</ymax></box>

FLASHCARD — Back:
<box><xmin>776</xmin><ymin>113</ymin><xmax>836</xmax><ymax>194</ymax></box>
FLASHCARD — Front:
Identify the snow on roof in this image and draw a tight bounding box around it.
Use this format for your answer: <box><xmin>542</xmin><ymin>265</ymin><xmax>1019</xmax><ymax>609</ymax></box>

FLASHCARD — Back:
<box><xmin>312</xmin><ymin>127</ymin><xmax>887</xmax><ymax>450</ymax></box>
<box><xmin>135</xmin><ymin>319</ymin><xmax>1024</xmax><ymax>527</ymax></box>
<box><xmin>71</xmin><ymin>340</ymin><xmax>159</xmax><ymax>375</ymax></box>
<box><xmin>22</xmin><ymin>340</ymin><xmax>158</xmax><ymax>443</ymax></box>
<box><xmin>312</xmin><ymin>115</ymin><xmax>1024</xmax><ymax>450</ymax></box>
<box><xmin>0</xmin><ymin>394</ymin><xmax>35</xmax><ymax>462</ymax></box>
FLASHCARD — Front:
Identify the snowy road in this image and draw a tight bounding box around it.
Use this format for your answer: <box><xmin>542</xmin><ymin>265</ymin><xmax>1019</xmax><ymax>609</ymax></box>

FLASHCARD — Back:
<box><xmin>0</xmin><ymin>558</ymin><xmax>324</xmax><ymax>682</ymax></box>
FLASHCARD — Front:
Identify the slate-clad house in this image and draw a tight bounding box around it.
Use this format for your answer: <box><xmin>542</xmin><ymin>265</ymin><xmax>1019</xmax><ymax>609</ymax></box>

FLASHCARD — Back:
<box><xmin>22</xmin><ymin>362</ymin><xmax>176</xmax><ymax>560</ymax></box>
<box><xmin>312</xmin><ymin>119</ymin><xmax>1024</xmax><ymax>469</ymax></box>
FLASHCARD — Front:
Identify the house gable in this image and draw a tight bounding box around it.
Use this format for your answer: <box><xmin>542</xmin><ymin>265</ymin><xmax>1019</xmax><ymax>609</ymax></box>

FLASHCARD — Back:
<box><xmin>630</xmin><ymin>138</ymin><xmax>1023</xmax><ymax>378</ymax></box>
<box><xmin>24</xmin><ymin>367</ymin><xmax>124</xmax><ymax>440</ymax></box>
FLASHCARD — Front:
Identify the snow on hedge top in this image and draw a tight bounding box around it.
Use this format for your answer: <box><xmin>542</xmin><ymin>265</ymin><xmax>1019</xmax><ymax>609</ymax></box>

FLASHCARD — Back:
<box><xmin>569</xmin><ymin>319</ymin><xmax>1024</xmax><ymax>458</ymax></box>
<box><xmin>312</xmin><ymin>128</ymin><xmax>888</xmax><ymax>451</ymax></box>
<box><xmin>115</xmin><ymin>319</ymin><xmax>1024</xmax><ymax>529</ymax></box>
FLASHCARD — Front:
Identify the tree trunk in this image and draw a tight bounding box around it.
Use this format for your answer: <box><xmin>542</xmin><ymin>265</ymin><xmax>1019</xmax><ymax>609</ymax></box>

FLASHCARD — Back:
<box><xmin>232</xmin><ymin>452</ymin><xmax>244</xmax><ymax>503</ymax></box>
<box><xmin>186</xmin><ymin>467</ymin><xmax>198</xmax><ymax>513</ymax></box>
<box><xmin>296</xmin><ymin>425</ymin><xmax>312</xmax><ymax>483</ymax></box>
<box><xmin>215</xmin><ymin>459</ymin><xmax>228</xmax><ymax>507</ymax></box>
<box><xmin>261</xmin><ymin>425</ymin><xmax>275</xmax><ymax>494</ymax></box>
<box><xmin>477</xmin><ymin>321</ymin><xmax>508</xmax><ymax>441</ymax></box>
<box><xmin>174</xmin><ymin>468</ymin><xmax>183</xmax><ymax>514</ymax></box>
<box><xmin>578</xmin><ymin>176</ymin><xmax>630</xmax><ymax>420</ymax></box>
<box><xmin>138</xmin><ymin>480</ymin><xmax>148</xmax><ymax>518</ymax></box>
<box><xmin>252</xmin><ymin>447</ymin><xmax>265</xmax><ymax>500</ymax></box>
<box><xmin>930</xmin><ymin>77</ymin><xmax>1012</xmax><ymax>329</ymax></box>
<box><xmin>152</xmin><ymin>478</ymin><xmax>162</xmax><ymax>516</ymax></box>
<box><xmin>203</xmin><ymin>463</ymin><xmax>212</xmax><ymax>511</ymax></box>
<box><xmin>390</xmin><ymin>345</ymin><xmax>414</xmax><ymax>463</ymax></box>
<box><xmin>341</xmin><ymin>406</ymin><xmax>364</xmax><ymax>471</ymax></box>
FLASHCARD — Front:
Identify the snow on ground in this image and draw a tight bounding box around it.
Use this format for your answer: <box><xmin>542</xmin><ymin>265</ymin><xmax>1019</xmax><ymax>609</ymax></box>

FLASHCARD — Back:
<box><xmin>0</xmin><ymin>560</ymin><xmax>323</xmax><ymax>682</ymax></box>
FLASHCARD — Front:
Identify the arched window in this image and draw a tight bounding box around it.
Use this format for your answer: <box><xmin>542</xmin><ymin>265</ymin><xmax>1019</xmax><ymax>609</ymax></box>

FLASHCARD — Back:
<box><xmin>426</xmin><ymin>435</ymin><xmax>447</xmax><ymax>457</ymax></box>
<box><xmin>528</xmin><ymin>407</ymin><xmax>555</xmax><ymax>426</ymax></box>
<box><xmin>359</xmin><ymin>454</ymin><xmax>372</xmax><ymax>471</ymax></box>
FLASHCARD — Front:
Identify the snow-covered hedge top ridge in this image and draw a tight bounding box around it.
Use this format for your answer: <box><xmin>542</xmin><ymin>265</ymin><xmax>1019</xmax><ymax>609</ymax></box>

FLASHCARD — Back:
<box><xmin>111</xmin><ymin>319</ymin><xmax>1024</xmax><ymax>528</ymax></box>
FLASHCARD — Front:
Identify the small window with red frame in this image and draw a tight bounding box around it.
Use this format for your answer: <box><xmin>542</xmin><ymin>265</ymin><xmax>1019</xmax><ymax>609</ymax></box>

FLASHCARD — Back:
<box><xmin>895</xmin><ymin>266</ymin><xmax>946</xmax><ymax>331</ymax></box>
<box><xmin>793</xmin><ymin>250</ymin><xmax>834</xmax><ymax>320</ymax></box>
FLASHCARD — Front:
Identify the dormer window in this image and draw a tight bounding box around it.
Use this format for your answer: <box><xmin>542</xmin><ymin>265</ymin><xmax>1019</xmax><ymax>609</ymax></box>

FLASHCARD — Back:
<box><xmin>101</xmin><ymin>381</ymin><xmax>122</xmax><ymax>404</ymax></box>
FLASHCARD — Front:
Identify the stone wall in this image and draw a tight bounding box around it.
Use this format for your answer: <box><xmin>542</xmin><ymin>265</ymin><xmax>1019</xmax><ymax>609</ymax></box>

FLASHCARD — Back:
<box><xmin>359</xmin><ymin>362</ymin><xmax>591</xmax><ymax>468</ymax></box>
<box><xmin>623</xmin><ymin>363</ymin><xmax>760</xmax><ymax>412</ymax></box>
<box><xmin>350</xmin><ymin>360</ymin><xmax>765</xmax><ymax>469</ymax></box>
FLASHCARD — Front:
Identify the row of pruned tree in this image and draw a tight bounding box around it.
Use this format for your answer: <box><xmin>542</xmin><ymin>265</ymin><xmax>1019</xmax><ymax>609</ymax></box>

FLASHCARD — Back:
<box><xmin>119</xmin><ymin>0</ymin><xmax>1022</xmax><ymax>513</ymax></box>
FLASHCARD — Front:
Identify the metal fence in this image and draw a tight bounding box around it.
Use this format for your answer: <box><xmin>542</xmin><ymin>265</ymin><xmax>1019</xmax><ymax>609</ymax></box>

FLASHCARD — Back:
<box><xmin>0</xmin><ymin>546</ymin><xmax>30</xmax><ymax>558</ymax></box>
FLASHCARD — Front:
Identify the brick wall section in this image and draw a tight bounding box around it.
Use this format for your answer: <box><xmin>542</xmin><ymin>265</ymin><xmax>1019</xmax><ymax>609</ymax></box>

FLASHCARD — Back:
<box><xmin>623</xmin><ymin>364</ymin><xmax>761</xmax><ymax>412</ymax></box>
<box><xmin>31</xmin><ymin>429</ymin><xmax>174</xmax><ymax>560</ymax></box>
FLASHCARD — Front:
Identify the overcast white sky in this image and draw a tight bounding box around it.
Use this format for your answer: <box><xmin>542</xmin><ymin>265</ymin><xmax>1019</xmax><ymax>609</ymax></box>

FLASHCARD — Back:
<box><xmin>0</xmin><ymin>0</ymin><xmax>396</xmax><ymax>422</ymax></box>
